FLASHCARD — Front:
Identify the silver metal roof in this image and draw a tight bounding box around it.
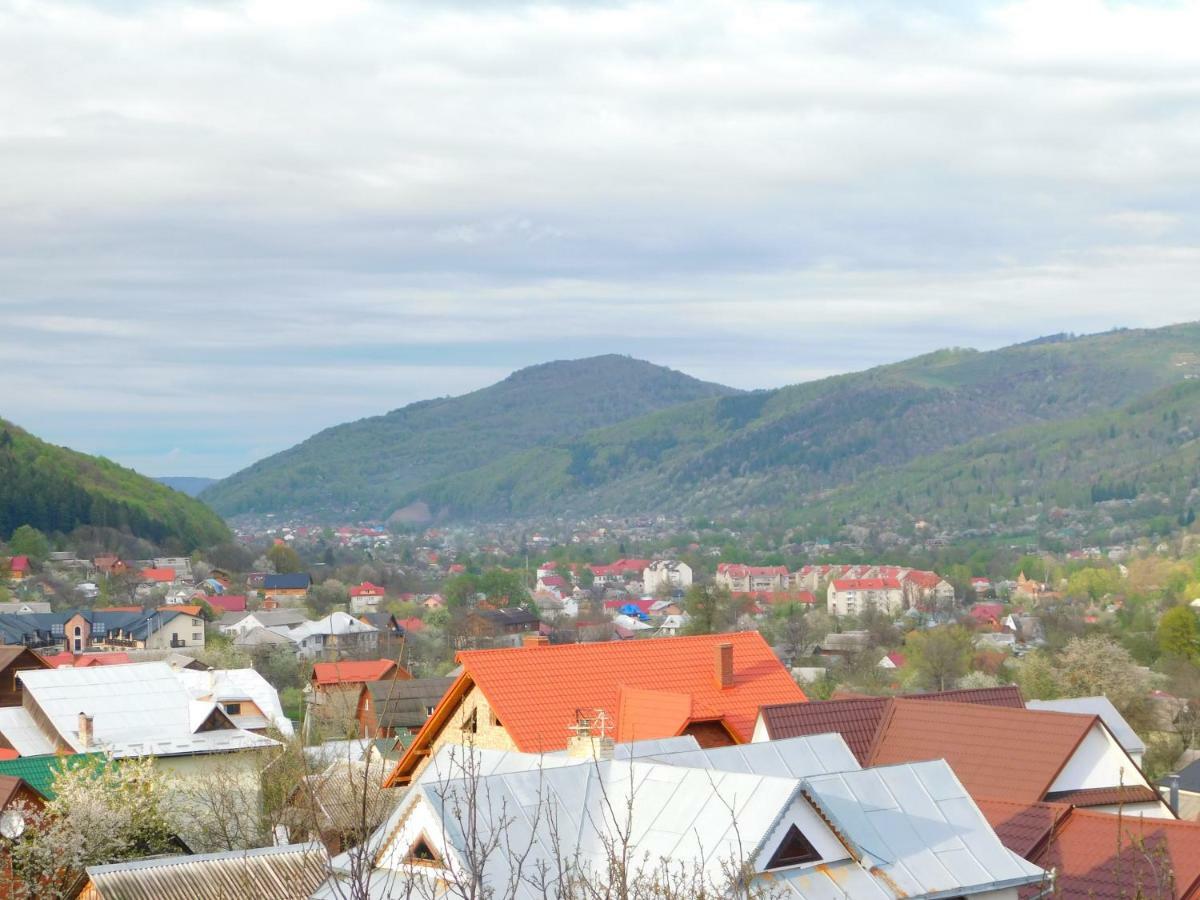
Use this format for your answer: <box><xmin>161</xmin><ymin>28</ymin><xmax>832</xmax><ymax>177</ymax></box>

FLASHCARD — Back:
<box><xmin>645</xmin><ymin>732</ymin><xmax>862</xmax><ymax>778</ymax></box>
<box><xmin>0</xmin><ymin>707</ymin><xmax>56</xmax><ymax>756</ymax></box>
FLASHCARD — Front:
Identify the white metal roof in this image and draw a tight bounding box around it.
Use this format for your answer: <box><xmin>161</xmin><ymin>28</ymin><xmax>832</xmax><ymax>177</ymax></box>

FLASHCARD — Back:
<box><xmin>173</xmin><ymin>668</ymin><xmax>294</xmax><ymax>737</ymax></box>
<box><xmin>645</xmin><ymin>733</ymin><xmax>862</xmax><ymax>779</ymax></box>
<box><xmin>0</xmin><ymin>706</ymin><xmax>56</xmax><ymax>756</ymax></box>
<box><xmin>288</xmin><ymin>611</ymin><xmax>376</xmax><ymax>641</ymax></box>
<box><xmin>17</xmin><ymin>662</ymin><xmax>277</xmax><ymax>758</ymax></box>
<box><xmin>793</xmin><ymin>760</ymin><xmax>1045</xmax><ymax>897</ymax></box>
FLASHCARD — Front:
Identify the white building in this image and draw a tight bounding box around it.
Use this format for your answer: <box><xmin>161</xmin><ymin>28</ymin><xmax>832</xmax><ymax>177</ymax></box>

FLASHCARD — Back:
<box><xmin>641</xmin><ymin>560</ymin><xmax>693</xmax><ymax>595</ymax></box>
<box><xmin>826</xmin><ymin>577</ymin><xmax>904</xmax><ymax>616</ymax></box>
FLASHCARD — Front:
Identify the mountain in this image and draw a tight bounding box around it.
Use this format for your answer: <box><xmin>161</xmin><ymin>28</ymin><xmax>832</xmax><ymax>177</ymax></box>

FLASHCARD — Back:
<box><xmin>0</xmin><ymin>419</ymin><xmax>231</xmax><ymax>549</ymax></box>
<box><xmin>200</xmin><ymin>355</ymin><xmax>739</xmax><ymax>518</ymax></box>
<box><xmin>203</xmin><ymin>323</ymin><xmax>1200</xmax><ymax>543</ymax></box>
<box><xmin>407</xmin><ymin>324</ymin><xmax>1200</xmax><ymax>521</ymax></box>
<box><xmin>156</xmin><ymin>477</ymin><xmax>217</xmax><ymax>497</ymax></box>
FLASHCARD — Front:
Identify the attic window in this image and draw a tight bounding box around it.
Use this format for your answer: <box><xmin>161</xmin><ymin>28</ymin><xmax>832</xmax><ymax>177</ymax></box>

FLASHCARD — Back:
<box><xmin>406</xmin><ymin>834</ymin><xmax>441</xmax><ymax>866</ymax></box>
<box><xmin>765</xmin><ymin>824</ymin><xmax>820</xmax><ymax>870</ymax></box>
<box><xmin>461</xmin><ymin>709</ymin><xmax>477</xmax><ymax>734</ymax></box>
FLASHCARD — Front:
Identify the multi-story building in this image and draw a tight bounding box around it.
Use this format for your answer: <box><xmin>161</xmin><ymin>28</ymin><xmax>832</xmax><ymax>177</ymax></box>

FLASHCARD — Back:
<box><xmin>642</xmin><ymin>560</ymin><xmax>693</xmax><ymax>595</ymax></box>
<box><xmin>826</xmin><ymin>577</ymin><xmax>904</xmax><ymax>616</ymax></box>
<box><xmin>714</xmin><ymin>564</ymin><xmax>789</xmax><ymax>594</ymax></box>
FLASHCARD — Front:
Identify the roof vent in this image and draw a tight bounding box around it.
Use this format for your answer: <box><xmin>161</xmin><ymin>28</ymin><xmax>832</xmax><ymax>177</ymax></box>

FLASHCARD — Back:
<box><xmin>715</xmin><ymin>642</ymin><xmax>734</xmax><ymax>690</ymax></box>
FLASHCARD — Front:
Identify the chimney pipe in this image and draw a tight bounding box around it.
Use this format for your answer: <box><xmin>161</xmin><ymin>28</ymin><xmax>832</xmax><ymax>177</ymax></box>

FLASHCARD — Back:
<box><xmin>78</xmin><ymin>712</ymin><xmax>94</xmax><ymax>750</ymax></box>
<box><xmin>1166</xmin><ymin>774</ymin><xmax>1181</xmax><ymax>816</ymax></box>
<box><xmin>715</xmin><ymin>642</ymin><xmax>734</xmax><ymax>689</ymax></box>
<box><xmin>523</xmin><ymin>634</ymin><xmax>550</xmax><ymax>648</ymax></box>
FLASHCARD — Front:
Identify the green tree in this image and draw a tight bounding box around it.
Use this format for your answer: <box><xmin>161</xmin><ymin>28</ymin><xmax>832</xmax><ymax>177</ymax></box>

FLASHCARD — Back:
<box><xmin>1065</xmin><ymin>567</ymin><xmax>1120</xmax><ymax>602</ymax></box>
<box><xmin>8</xmin><ymin>524</ymin><xmax>50</xmax><ymax>562</ymax></box>
<box><xmin>1158</xmin><ymin>605</ymin><xmax>1200</xmax><ymax>660</ymax></box>
<box><xmin>682</xmin><ymin>584</ymin><xmax>738</xmax><ymax>635</ymax></box>
<box><xmin>1056</xmin><ymin>635</ymin><xmax>1153</xmax><ymax>716</ymax></box>
<box><xmin>266</xmin><ymin>543</ymin><xmax>302</xmax><ymax>575</ymax></box>
<box><xmin>1017</xmin><ymin>651</ymin><xmax>1060</xmax><ymax>700</ymax></box>
<box><xmin>905</xmin><ymin>626</ymin><xmax>974</xmax><ymax>691</ymax></box>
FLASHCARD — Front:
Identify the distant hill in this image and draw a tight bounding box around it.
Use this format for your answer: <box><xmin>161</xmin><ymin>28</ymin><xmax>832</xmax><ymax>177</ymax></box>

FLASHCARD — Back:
<box><xmin>156</xmin><ymin>477</ymin><xmax>217</xmax><ymax>497</ymax></box>
<box><xmin>202</xmin><ymin>323</ymin><xmax>1200</xmax><ymax>543</ymax></box>
<box><xmin>0</xmin><ymin>420</ymin><xmax>231</xmax><ymax>549</ymax></box>
<box><xmin>200</xmin><ymin>355</ymin><xmax>738</xmax><ymax>518</ymax></box>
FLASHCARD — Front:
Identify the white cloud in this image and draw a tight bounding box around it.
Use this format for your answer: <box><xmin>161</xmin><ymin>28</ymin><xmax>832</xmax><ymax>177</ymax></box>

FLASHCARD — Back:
<box><xmin>2</xmin><ymin>0</ymin><xmax>1199</xmax><ymax>476</ymax></box>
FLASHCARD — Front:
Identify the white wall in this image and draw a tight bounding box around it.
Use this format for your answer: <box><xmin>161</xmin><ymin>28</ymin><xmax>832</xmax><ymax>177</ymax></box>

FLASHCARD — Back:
<box><xmin>1049</xmin><ymin>723</ymin><xmax>1150</xmax><ymax>792</ymax></box>
<box><xmin>752</xmin><ymin>794</ymin><xmax>850</xmax><ymax>873</ymax></box>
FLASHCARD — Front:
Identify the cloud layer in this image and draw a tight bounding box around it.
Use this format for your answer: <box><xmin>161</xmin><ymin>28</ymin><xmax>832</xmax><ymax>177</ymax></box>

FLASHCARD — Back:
<box><xmin>2</xmin><ymin>0</ymin><xmax>1199</xmax><ymax>476</ymax></box>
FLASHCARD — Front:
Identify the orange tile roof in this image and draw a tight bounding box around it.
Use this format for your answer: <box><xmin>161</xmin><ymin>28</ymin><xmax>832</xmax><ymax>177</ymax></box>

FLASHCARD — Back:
<box><xmin>869</xmin><ymin>699</ymin><xmax>1096</xmax><ymax>803</ymax></box>
<box><xmin>159</xmin><ymin>604</ymin><xmax>203</xmax><ymax>616</ymax></box>
<box><xmin>140</xmin><ymin>568</ymin><xmax>176</xmax><ymax>583</ymax></box>
<box><xmin>386</xmin><ymin>632</ymin><xmax>805</xmax><ymax>785</ymax></box>
<box><xmin>312</xmin><ymin>659</ymin><xmax>403</xmax><ymax>687</ymax></box>
<box><xmin>1031</xmin><ymin>809</ymin><xmax>1200</xmax><ymax>899</ymax></box>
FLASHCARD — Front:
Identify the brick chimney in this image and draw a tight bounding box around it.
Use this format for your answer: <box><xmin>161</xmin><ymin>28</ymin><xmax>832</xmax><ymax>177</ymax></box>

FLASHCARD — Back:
<box><xmin>78</xmin><ymin>712</ymin><xmax>94</xmax><ymax>749</ymax></box>
<box><xmin>715</xmin><ymin>642</ymin><xmax>734</xmax><ymax>689</ymax></box>
<box><xmin>523</xmin><ymin>634</ymin><xmax>550</xmax><ymax>648</ymax></box>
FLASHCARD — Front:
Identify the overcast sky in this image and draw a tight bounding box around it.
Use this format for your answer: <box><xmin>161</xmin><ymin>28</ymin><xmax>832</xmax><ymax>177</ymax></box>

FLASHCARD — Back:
<box><xmin>3</xmin><ymin>0</ymin><xmax>1199</xmax><ymax>478</ymax></box>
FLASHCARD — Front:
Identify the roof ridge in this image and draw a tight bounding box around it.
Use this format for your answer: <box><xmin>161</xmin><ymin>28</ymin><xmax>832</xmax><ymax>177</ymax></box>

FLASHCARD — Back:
<box><xmin>863</xmin><ymin>697</ymin><xmax>899</xmax><ymax>766</ymax></box>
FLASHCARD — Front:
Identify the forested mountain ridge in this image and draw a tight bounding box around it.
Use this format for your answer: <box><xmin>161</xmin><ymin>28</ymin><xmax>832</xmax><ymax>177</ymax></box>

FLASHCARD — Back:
<box><xmin>202</xmin><ymin>323</ymin><xmax>1200</xmax><ymax>539</ymax></box>
<box><xmin>0</xmin><ymin>419</ymin><xmax>231</xmax><ymax>549</ymax></box>
<box><xmin>200</xmin><ymin>355</ymin><xmax>738</xmax><ymax>518</ymax></box>
<box><xmin>396</xmin><ymin>323</ymin><xmax>1200</xmax><ymax>531</ymax></box>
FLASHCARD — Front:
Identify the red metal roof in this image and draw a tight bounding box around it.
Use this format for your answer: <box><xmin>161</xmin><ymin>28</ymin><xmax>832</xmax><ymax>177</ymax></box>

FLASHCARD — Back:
<box><xmin>139</xmin><ymin>567</ymin><xmax>176</xmax><ymax>583</ymax></box>
<box><xmin>348</xmin><ymin>581</ymin><xmax>385</xmax><ymax>597</ymax></box>
<box><xmin>831</xmin><ymin>577</ymin><xmax>902</xmax><ymax>591</ymax></box>
<box><xmin>206</xmin><ymin>595</ymin><xmax>247</xmax><ymax>613</ymax></box>
<box><xmin>42</xmin><ymin>652</ymin><xmax>132</xmax><ymax>668</ymax></box>
<box><xmin>311</xmin><ymin>659</ymin><xmax>402</xmax><ymax>686</ymax></box>
<box><xmin>8</xmin><ymin>556</ymin><xmax>30</xmax><ymax>573</ymax></box>
<box><xmin>1030</xmin><ymin>809</ymin><xmax>1200</xmax><ymax>899</ymax></box>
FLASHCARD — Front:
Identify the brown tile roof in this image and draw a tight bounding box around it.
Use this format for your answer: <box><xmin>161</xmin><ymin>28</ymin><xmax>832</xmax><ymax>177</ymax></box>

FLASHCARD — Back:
<box><xmin>758</xmin><ymin>685</ymin><xmax>1026</xmax><ymax>764</ymax></box>
<box><xmin>869</xmin><ymin>700</ymin><xmax>1096</xmax><ymax>803</ymax></box>
<box><xmin>1043</xmin><ymin>785</ymin><xmax>1162</xmax><ymax>808</ymax></box>
<box><xmin>976</xmin><ymin>796</ymin><xmax>1070</xmax><ymax>857</ymax></box>
<box><xmin>1029</xmin><ymin>809</ymin><xmax>1200</xmax><ymax>899</ymax></box>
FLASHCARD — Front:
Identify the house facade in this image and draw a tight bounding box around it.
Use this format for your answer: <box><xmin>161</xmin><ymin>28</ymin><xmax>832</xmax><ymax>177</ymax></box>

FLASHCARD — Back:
<box><xmin>826</xmin><ymin>577</ymin><xmax>904</xmax><ymax>615</ymax></box>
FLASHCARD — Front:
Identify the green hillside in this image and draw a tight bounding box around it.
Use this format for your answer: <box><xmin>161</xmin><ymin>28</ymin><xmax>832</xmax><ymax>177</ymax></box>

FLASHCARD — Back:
<box><xmin>201</xmin><ymin>355</ymin><xmax>738</xmax><ymax>517</ymax></box>
<box><xmin>407</xmin><ymin>323</ymin><xmax>1200</xmax><ymax>531</ymax></box>
<box><xmin>0</xmin><ymin>419</ymin><xmax>231</xmax><ymax>549</ymax></box>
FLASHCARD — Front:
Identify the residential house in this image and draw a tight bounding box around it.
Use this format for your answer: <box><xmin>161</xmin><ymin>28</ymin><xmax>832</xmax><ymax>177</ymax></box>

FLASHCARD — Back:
<box><xmin>755</xmin><ymin>692</ymin><xmax>1170</xmax><ymax>819</ymax></box>
<box><xmin>308</xmin><ymin>659</ymin><xmax>405</xmax><ymax>733</ymax></box>
<box><xmin>355</xmin><ymin>676</ymin><xmax>454</xmax><ymax>740</ymax></box>
<box><xmin>715</xmin><ymin>563</ymin><xmax>788</xmax><ymax>593</ymax></box>
<box><xmin>385</xmin><ymin>631</ymin><xmax>807</xmax><ymax>786</ymax></box>
<box><xmin>0</xmin><ymin>608</ymin><xmax>205</xmax><ymax>653</ymax></box>
<box><xmin>898</xmin><ymin>569</ymin><xmax>956</xmax><ymax>608</ymax></box>
<box><xmin>323</xmin><ymin>733</ymin><xmax>1046</xmax><ymax>900</ymax></box>
<box><xmin>348</xmin><ymin>581</ymin><xmax>386</xmax><ymax>614</ymax></box>
<box><xmin>206</xmin><ymin>594</ymin><xmax>247</xmax><ymax>615</ymax></box>
<box><xmin>458</xmin><ymin>607</ymin><xmax>541</xmax><ymax>646</ymax></box>
<box><xmin>0</xmin><ymin>601</ymin><xmax>50</xmax><ymax>615</ymax></box>
<box><xmin>261</xmin><ymin>573</ymin><xmax>311</xmax><ymax>601</ymax></box>
<box><xmin>1164</xmin><ymin>757</ymin><xmax>1200</xmax><ymax>820</ymax></box>
<box><xmin>0</xmin><ymin>646</ymin><xmax>52</xmax><ymax>706</ymax></box>
<box><xmin>283</xmin><ymin>611</ymin><xmax>379</xmax><ymax>660</ymax></box>
<box><xmin>5</xmin><ymin>556</ymin><xmax>31</xmax><ymax>582</ymax></box>
<box><xmin>79</xmin><ymin>843</ymin><xmax>329</xmax><ymax>900</ymax></box>
<box><xmin>283</xmin><ymin>757</ymin><xmax>392</xmax><ymax>854</ymax></box>
<box><xmin>41</xmin><ymin>651</ymin><xmax>132</xmax><ymax>668</ymax></box>
<box><xmin>826</xmin><ymin>577</ymin><xmax>904</xmax><ymax>616</ymax></box>
<box><xmin>588</xmin><ymin>558</ymin><xmax>651</xmax><ymax>587</ymax></box>
<box><xmin>152</xmin><ymin>557</ymin><xmax>193</xmax><ymax>579</ymax></box>
<box><xmin>535</xmin><ymin>573</ymin><xmax>569</xmax><ymax>595</ymax></box>
<box><xmin>92</xmin><ymin>555</ymin><xmax>126</xmax><ymax>576</ymax></box>
<box><xmin>813</xmin><ymin>630</ymin><xmax>871</xmax><ymax>661</ymax></box>
<box><xmin>138</xmin><ymin>567</ymin><xmax>178</xmax><ymax>590</ymax></box>
<box><xmin>218</xmin><ymin>609</ymin><xmax>310</xmax><ymax>637</ymax></box>
<box><xmin>642</xmin><ymin>559</ymin><xmax>693</xmax><ymax>594</ymax></box>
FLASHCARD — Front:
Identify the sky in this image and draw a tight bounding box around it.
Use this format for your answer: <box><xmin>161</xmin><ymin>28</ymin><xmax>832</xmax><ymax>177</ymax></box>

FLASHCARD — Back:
<box><xmin>2</xmin><ymin>0</ymin><xmax>1199</xmax><ymax>479</ymax></box>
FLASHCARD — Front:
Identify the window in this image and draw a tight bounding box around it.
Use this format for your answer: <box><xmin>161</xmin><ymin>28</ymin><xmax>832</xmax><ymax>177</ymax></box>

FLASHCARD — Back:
<box><xmin>51</xmin><ymin>624</ymin><xmax>64</xmax><ymax>636</ymax></box>
<box><xmin>461</xmin><ymin>708</ymin><xmax>477</xmax><ymax>734</ymax></box>
<box><xmin>224</xmin><ymin>703</ymin><xmax>242</xmax><ymax>715</ymax></box>
<box><xmin>93</xmin><ymin>622</ymin><xmax>107</xmax><ymax>636</ymax></box>
<box><xmin>193</xmin><ymin>632</ymin><xmax>202</xmax><ymax>642</ymax></box>
<box><xmin>765</xmin><ymin>824</ymin><xmax>820</xmax><ymax>869</ymax></box>
<box><xmin>490</xmin><ymin>711</ymin><xmax>503</xmax><ymax>728</ymax></box>
<box><xmin>405</xmin><ymin>834</ymin><xmax>441</xmax><ymax>866</ymax></box>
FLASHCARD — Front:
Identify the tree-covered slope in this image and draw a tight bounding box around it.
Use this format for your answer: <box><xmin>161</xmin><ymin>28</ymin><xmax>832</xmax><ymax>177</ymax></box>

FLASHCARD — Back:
<box><xmin>200</xmin><ymin>355</ymin><xmax>738</xmax><ymax>517</ymax></box>
<box><xmin>405</xmin><ymin>323</ymin><xmax>1200</xmax><ymax>522</ymax></box>
<box><xmin>0</xmin><ymin>420</ymin><xmax>231</xmax><ymax>549</ymax></box>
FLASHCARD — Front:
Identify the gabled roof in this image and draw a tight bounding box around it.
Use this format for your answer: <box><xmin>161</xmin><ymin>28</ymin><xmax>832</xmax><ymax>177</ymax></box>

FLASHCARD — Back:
<box><xmin>1031</xmin><ymin>809</ymin><xmax>1200</xmax><ymax>899</ymax></box>
<box><xmin>8</xmin><ymin>556</ymin><xmax>30</xmax><ymax>573</ymax></box>
<box><xmin>869</xmin><ymin>700</ymin><xmax>1096</xmax><ymax>803</ymax></box>
<box><xmin>758</xmin><ymin>685</ymin><xmax>1025</xmax><ymax>761</ymax></box>
<box><xmin>289</xmin><ymin>611</ymin><xmax>376</xmax><ymax>640</ymax></box>
<box><xmin>387</xmin><ymin>632</ymin><xmax>805</xmax><ymax>785</ymax></box>
<box><xmin>205</xmin><ymin>595</ymin><xmax>247</xmax><ymax>614</ymax></box>
<box><xmin>262</xmin><ymin>573</ymin><xmax>311</xmax><ymax>590</ymax></box>
<box><xmin>1027</xmin><ymin>696</ymin><xmax>1147</xmax><ymax>757</ymax></box>
<box><xmin>139</xmin><ymin>568</ymin><xmax>177</xmax><ymax>583</ymax></box>
<box><xmin>365</xmin><ymin>677</ymin><xmax>455</xmax><ymax>730</ymax></box>
<box><xmin>0</xmin><ymin>752</ymin><xmax>104</xmax><ymax>798</ymax></box>
<box><xmin>312</xmin><ymin>659</ymin><xmax>400</xmax><ymax>687</ymax></box>
<box><xmin>348</xmin><ymin>581</ymin><xmax>385</xmax><ymax>597</ymax></box>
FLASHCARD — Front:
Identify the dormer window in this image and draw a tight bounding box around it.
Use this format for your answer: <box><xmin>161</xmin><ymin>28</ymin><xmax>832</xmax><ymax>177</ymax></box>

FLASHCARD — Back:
<box><xmin>765</xmin><ymin>824</ymin><xmax>820</xmax><ymax>870</ymax></box>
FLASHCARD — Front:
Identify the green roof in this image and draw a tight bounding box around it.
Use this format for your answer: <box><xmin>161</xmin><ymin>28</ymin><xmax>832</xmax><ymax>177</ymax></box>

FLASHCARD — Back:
<box><xmin>0</xmin><ymin>753</ymin><xmax>105</xmax><ymax>799</ymax></box>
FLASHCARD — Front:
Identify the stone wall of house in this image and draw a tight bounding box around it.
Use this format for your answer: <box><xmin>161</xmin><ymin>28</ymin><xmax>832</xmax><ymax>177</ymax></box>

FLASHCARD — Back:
<box><xmin>407</xmin><ymin>684</ymin><xmax>518</xmax><ymax>783</ymax></box>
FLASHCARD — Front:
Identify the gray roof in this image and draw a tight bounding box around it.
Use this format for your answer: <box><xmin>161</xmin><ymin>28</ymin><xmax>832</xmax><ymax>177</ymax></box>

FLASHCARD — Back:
<box><xmin>365</xmin><ymin>677</ymin><xmax>454</xmax><ymax>730</ymax></box>
<box><xmin>17</xmin><ymin>662</ymin><xmax>277</xmax><ymax>758</ymax></box>
<box><xmin>794</xmin><ymin>761</ymin><xmax>1045</xmax><ymax>897</ymax></box>
<box><xmin>1026</xmin><ymin>696</ymin><xmax>1146</xmax><ymax>755</ymax></box>
<box><xmin>645</xmin><ymin>732</ymin><xmax>862</xmax><ymax>778</ymax></box>
<box><xmin>85</xmin><ymin>842</ymin><xmax>327</xmax><ymax>900</ymax></box>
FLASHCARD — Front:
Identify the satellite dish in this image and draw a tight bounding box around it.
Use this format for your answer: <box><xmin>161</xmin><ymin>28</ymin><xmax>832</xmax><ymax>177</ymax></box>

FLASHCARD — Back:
<box><xmin>0</xmin><ymin>809</ymin><xmax>25</xmax><ymax>840</ymax></box>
